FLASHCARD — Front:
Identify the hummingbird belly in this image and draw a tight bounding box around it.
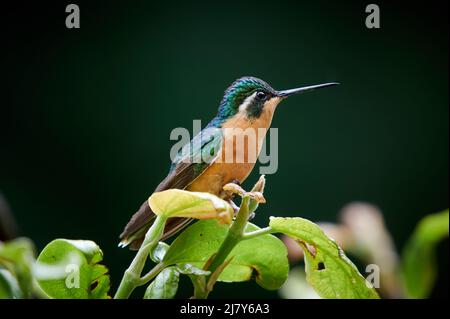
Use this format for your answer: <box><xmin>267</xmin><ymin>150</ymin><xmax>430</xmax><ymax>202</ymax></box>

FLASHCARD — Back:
<box><xmin>187</xmin><ymin>112</ymin><xmax>274</xmax><ymax>197</ymax></box>
<box><xmin>186</xmin><ymin>162</ymin><xmax>256</xmax><ymax>197</ymax></box>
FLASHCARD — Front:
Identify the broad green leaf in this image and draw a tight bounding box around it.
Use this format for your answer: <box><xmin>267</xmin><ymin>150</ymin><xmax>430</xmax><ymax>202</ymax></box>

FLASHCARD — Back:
<box><xmin>149</xmin><ymin>242</ymin><xmax>209</xmax><ymax>276</ymax></box>
<box><xmin>90</xmin><ymin>274</ymin><xmax>111</xmax><ymax>299</ymax></box>
<box><xmin>0</xmin><ymin>237</ymin><xmax>36</xmax><ymax>298</ymax></box>
<box><xmin>36</xmin><ymin>239</ymin><xmax>110</xmax><ymax>299</ymax></box>
<box><xmin>163</xmin><ymin>220</ymin><xmax>289</xmax><ymax>290</ymax></box>
<box><xmin>401</xmin><ymin>210</ymin><xmax>449</xmax><ymax>298</ymax></box>
<box><xmin>148</xmin><ymin>190</ymin><xmax>234</xmax><ymax>224</ymax></box>
<box><xmin>144</xmin><ymin>267</ymin><xmax>179</xmax><ymax>299</ymax></box>
<box><xmin>270</xmin><ymin>217</ymin><xmax>379</xmax><ymax>299</ymax></box>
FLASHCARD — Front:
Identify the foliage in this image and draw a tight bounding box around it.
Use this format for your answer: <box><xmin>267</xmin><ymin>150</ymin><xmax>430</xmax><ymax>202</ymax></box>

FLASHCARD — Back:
<box><xmin>270</xmin><ymin>217</ymin><xmax>379</xmax><ymax>299</ymax></box>
<box><xmin>0</xmin><ymin>177</ymin><xmax>447</xmax><ymax>299</ymax></box>
<box><xmin>35</xmin><ymin>239</ymin><xmax>110</xmax><ymax>299</ymax></box>
<box><xmin>0</xmin><ymin>238</ymin><xmax>35</xmax><ymax>298</ymax></box>
<box><xmin>401</xmin><ymin>210</ymin><xmax>449</xmax><ymax>298</ymax></box>
<box><xmin>162</xmin><ymin>220</ymin><xmax>289</xmax><ymax>290</ymax></box>
<box><xmin>148</xmin><ymin>189</ymin><xmax>234</xmax><ymax>224</ymax></box>
<box><xmin>144</xmin><ymin>267</ymin><xmax>180</xmax><ymax>299</ymax></box>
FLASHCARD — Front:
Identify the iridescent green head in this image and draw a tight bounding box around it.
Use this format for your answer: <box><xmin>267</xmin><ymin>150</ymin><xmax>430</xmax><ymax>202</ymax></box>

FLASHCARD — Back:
<box><xmin>217</xmin><ymin>77</ymin><xmax>276</xmax><ymax>120</ymax></box>
<box><xmin>213</xmin><ymin>76</ymin><xmax>338</xmax><ymax>125</ymax></box>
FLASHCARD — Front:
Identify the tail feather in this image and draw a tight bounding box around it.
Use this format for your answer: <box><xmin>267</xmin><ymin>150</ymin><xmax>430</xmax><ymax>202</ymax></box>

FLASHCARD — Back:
<box><xmin>119</xmin><ymin>201</ymin><xmax>154</xmax><ymax>243</ymax></box>
<box><xmin>119</xmin><ymin>200</ymin><xmax>192</xmax><ymax>250</ymax></box>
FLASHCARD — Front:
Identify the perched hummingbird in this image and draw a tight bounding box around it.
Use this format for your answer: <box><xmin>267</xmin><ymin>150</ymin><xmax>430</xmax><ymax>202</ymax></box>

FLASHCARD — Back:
<box><xmin>119</xmin><ymin>76</ymin><xmax>338</xmax><ymax>249</ymax></box>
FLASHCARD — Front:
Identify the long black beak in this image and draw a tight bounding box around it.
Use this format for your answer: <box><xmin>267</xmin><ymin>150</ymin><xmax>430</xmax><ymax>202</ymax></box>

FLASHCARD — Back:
<box><xmin>277</xmin><ymin>82</ymin><xmax>339</xmax><ymax>98</ymax></box>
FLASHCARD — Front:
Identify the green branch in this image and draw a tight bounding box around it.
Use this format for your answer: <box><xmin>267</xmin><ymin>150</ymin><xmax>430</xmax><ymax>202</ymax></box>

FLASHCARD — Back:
<box><xmin>193</xmin><ymin>196</ymin><xmax>251</xmax><ymax>298</ymax></box>
<box><xmin>241</xmin><ymin>226</ymin><xmax>273</xmax><ymax>240</ymax></box>
<box><xmin>114</xmin><ymin>215</ymin><xmax>167</xmax><ymax>299</ymax></box>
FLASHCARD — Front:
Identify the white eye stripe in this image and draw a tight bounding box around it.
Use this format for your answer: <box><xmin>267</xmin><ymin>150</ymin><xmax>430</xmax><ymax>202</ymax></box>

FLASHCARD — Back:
<box><xmin>238</xmin><ymin>91</ymin><xmax>258</xmax><ymax>113</ymax></box>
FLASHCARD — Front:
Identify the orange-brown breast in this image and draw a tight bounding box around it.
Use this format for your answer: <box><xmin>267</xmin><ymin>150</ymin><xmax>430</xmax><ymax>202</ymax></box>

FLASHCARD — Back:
<box><xmin>187</xmin><ymin>97</ymin><xmax>281</xmax><ymax>197</ymax></box>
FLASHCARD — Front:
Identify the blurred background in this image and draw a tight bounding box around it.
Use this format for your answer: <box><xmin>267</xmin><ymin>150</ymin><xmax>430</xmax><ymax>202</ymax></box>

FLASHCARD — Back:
<box><xmin>2</xmin><ymin>0</ymin><xmax>448</xmax><ymax>298</ymax></box>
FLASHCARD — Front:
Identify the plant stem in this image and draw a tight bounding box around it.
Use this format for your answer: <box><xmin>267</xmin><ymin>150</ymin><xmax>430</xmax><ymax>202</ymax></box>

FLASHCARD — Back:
<box><xmin>114</xmin><ymin>215</ymin><xmax>167</xmax><ymax>299</ymax></box>
<box><xmin>196</xmin><ymin>196</ymin><xmax>251</xmax><ymax>298</ymax></box>
<box><xmin>137</xmin><ymin>262</ymin><xmax>165</xmax><ymax>286</ymax></box>
<box><xmin>190</xmin><ymin>275</ymin><xmax>207</xmax><ymax>299</ymax></box>
<box><xmin>208</xmin><ymin>197</ymin><xmax>250</xmax><ymax>273</ymax></box>
<box><xmin>241</xmin><ymin>226</ymin><xmax>273</xmax><ymax>240</ymax></box>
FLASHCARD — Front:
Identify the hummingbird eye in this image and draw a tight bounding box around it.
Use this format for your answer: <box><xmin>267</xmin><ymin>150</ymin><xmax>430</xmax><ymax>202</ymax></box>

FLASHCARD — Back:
<box><xmin>256</xmin><ymin>91</ymin><xmax>267</xmax><ymax>100</ymax></box>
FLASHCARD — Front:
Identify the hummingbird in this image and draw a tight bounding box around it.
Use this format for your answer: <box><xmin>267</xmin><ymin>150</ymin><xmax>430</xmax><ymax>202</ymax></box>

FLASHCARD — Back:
<box><xmin>119</xmin><ymin>76</ymin><xmax>338</xmax><ymax>249</ymax></box>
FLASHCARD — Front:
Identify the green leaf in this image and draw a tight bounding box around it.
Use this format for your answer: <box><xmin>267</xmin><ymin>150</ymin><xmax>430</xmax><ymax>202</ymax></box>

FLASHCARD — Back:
<box><xmin>149</xmin><ymin>242</ymin><xmax>170</xmax><ymax>263</ymax></box>
<box><xmin>176</xmin><ymin>263</ymin><xmax>210</xmax><ymax>276</ymax></box>
<box><xmin>0</xmin><ymin>237</ymin><xmax>36</xmax><ymax>298</ymax></box>
<box><xmin>401</xmin><ymin>210</ymin><xmax>449</xmax><ymax>298</ymax></box>
<box><xmin>162</xmin><ymin>220</ymin><xmax>289</xmax><ymax>290</ymax></box>
<box><xmin>270</xmin><ymin>217</ymin><xmax>379</xmax><ymax>299</ymax></box>
<box><xmin>35</xmin><ymin>239</ymin><xmax>110</xmax><ymax>299</ymax></box>
<box><xmin>148</xmin><ymin>189</ymin><xmax>234</xmax><ymax>224</ymax></box>
<box><xmin>144</xmin><ymin>267</ymin><xmax>180</xmax><ymax>299</ymax></box>
<box><xmin>0</xmin><ymin>268</ymin><xmax>22</xmax><ymax>298</ymax></box>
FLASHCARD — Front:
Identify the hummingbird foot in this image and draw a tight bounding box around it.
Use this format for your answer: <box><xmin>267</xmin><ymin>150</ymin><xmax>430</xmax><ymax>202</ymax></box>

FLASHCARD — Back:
<box><xmin>223</xmin><ymin>179</ymin><xmax>242</xmax><ymax>203</ymax></box>
<box><xmin>228</xmin><ymin>199</ymin><xmax>255</xmax><ymax>220</ymax></box>
<box><xmin>228</xmin><ymin>199</ymin><xmax>240</xmax><ymax>215</ymax></box>
<box><xmin>230</xmin><ymin>179</ymin><xmax>241</xmax><ymax>186</ymax></box>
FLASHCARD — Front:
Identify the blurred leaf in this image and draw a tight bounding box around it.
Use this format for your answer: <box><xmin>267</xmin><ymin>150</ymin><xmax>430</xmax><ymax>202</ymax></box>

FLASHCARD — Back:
<box><xmin>163</xmin><ymin>220</ymin><xmax>289</xmax><ymax>290</ymax></box>
<box><xmin>36</xmin><ymin>239</ymin><xmax>110</xmax><ymax>299</ymax></box>
<box><xmin>339</xmin><ymin>203</ymin><xmax>403</xmax><ymax>298</ymax></box>
<box><xmin>279</xmin><ymin>267</ymin><xmax>320</xmax><ymax>299</ymax></box>
<box><xmin>0</xmin><ymin>237</ymin><xmax>36</xmax><ymax>298</ymax></box>
<box><xmin>270</xmin><ymin>217</ymin><xmax>379</xmax><ymax>299</ymax></box>
<box><xmin>0</xmin><ymin>268</ymin><xmax>22</xmax><ymax>298</ymax></box>
<box><xmin>148</xmin><ymin>190</ymin><xmax>234</xmax><ymax>224</ymax></box>
<box><xmin>144</xmin><ymin>267</ymin><xmax>179</xmax><ymax>299</ymax></box>
<box><xmin>149</xmin><ymin>242</ymin><xmax>170</xmax><ymax>263</ymax></box>
<box><xmin>401</xmin><ymin>210</ymin><xmax>449</xmax><ymax>298</ymax></box>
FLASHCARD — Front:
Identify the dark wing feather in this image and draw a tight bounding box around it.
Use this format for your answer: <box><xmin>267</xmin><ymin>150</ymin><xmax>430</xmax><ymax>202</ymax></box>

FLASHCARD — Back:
<box><xmin>119</xmin><ymin>127</ymin><xmax>222</xmax><ymax>249</ymax></box>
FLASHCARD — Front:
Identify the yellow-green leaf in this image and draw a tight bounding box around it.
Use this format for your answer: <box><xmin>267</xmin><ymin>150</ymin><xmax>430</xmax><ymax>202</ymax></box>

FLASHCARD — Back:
<box><xmin>270</xmin><ymin>217</ymin><xmax>379</xmax><ymax>299</ymax></box>
<box><xmin>148</xmin><ymin>190</ymin><xmax>234</xmax><ymax>224</ymax></box>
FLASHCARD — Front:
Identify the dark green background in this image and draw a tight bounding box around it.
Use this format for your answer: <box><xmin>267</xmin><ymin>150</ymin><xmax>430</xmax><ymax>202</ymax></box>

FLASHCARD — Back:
<box><xmin>2</xmin><ymin>1</ymin><xmax>448</xmax><ymax>298</ymax></box>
